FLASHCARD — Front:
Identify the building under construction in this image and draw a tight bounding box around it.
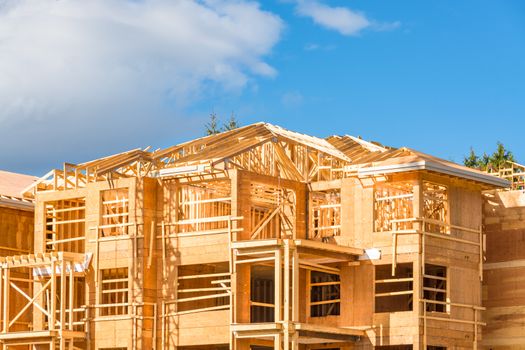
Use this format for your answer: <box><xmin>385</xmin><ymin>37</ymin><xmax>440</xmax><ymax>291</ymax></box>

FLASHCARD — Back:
<box><xmin>0</xmin><ymin>123</ymin><xmax>512</xmax><ymax>349</ymax></box>
<box><xmin>481</xmin><ymin>162</ymin><xmax>525</xmax><ymax>348</ymax></box>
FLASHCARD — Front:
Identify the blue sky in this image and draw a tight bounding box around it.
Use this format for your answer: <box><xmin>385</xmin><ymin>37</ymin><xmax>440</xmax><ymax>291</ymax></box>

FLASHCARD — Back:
<box><xmin>1</xmin><ymin>0</ymin><xmax>524</xmax><ymax>175</ymax></box>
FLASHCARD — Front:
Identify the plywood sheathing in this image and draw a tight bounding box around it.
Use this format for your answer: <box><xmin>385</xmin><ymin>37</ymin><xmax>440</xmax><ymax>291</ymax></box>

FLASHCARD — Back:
<box><xmin>0</xmin><ymin>123</ymin><xmax>509</xmax><ymax>350</ymax></box>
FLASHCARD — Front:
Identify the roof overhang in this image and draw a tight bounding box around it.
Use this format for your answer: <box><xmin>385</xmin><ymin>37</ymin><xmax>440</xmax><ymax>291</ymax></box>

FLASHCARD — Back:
<box><xmin>0</xmin><ymin>197</ymin><xmax>34</xmax><ymax>211</ymax></box>
<box><xmin>355</xmin><ymin>160</ymin><xmax>510</xmax><ymax>188</ymax></box>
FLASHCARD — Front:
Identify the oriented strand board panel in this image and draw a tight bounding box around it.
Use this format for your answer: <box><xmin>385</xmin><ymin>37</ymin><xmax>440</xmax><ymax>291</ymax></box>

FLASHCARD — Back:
<box><xmin>172</xmin><ymin>310</ymin><xmax>230</xmax><ymax>346</ymax></box>
<box><xmin>483</xmin><ymin>190</ymin><xmax>525</xmax><ymax>348</ymax></box>
<box><xmin>0</xmin><ymin>206</ymin><xmax>33</xmax><ymax>254</ymax></box>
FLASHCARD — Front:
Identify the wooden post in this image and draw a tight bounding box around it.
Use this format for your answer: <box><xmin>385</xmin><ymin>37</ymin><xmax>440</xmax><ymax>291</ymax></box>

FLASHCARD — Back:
<box><xmin>283</xmin><ymin>240</ymin><xmax>290</xmax><ymax>350</ymax></box>
<box><xmin>2</xmin><ymin>268</ymin><xmax>9</xmax><ymax>333</ymax></box>
<box><xmin>391</xmin><ymin>230</ymin><xmax>397</xmax><ymax>276</ymax></box>
<box><xmin>291</xmin><ymin>333</ymin><xmax>298</xmax><ymax>350</ymax></box>
<box><xmin>292</xmin><ymin>247</ymin><xmax>299</xmax><ymax>322</ymax></box>
<box><xmin>228</xmin><ymin>217</ymin><xmax>235</xmax><ymax>350</ymax></box>
<box><xmin>422</xmin><ymin>226</ymin><xmax>427</xmax><ymax>349</ymax></box>
<box><xmin>69</xmin><ymin>263</ymin><xmax>74</xmax><ymax>330</ymax></box>
<box><xmin>148</xmin><ymin>220</ymin><xmax>155</xmax><ymax>269</ymax></box>
<box><xmin>132</xmin><ymin>303</ymin><xmax>137</xmax><ymax>350</ymax></box>
<box><xmin>474</xmin><ymin>307</ymin><xmax>478</xmax><ymax>350</ymax></box>
<box><xmin>94</xmin><ymin>225</ymin><xmax>100</xmax><ymax>317</ymax></box>
<box><xmin>50</xmin><ymin>260</ymin><xmax>56</xmax><ymax>331</ymax></box>
<box><xmin>161</xmin><ymin>301</ymin><xmax>165</xmax><ymax>350</ymax></box>
<box><xmin>153</xmin><ymin>303</ymin><xmax>157</xmax><ymax>350</ymax></box>
<box><xmin>305</xmin><ymin>270</ymin><xmax>311</xmax><ymax>319</ymax></box>
<box><xmin>0</xmin><ymin>268</ymin><xmax>3</xmax><ymax>333</ymax></box>
<box><xmin>274</xmin><ymin>248</ymin><xmax>282</xmax><ymax>323</ymax></box>
<box><xmin>161</xmin><ymin>221</ymin><xmax>166</xmax><ymax>280</ymax></box>
<box><xmin>413</xmin><ymin>178</ymin><xmax>423</xmax><ymax>348</ymax></box>
<box><xmin>60</xmin><ymin>260</ymin><xmax>66</xmax><ymax>345</ymax></box>
<box><xmin>422</xmin><ymin>300</ymin><xmax>427</xmax><ymax>349</ymax></box>
<box><xmin>479</xmin><ymin>225</ymin><xmax>483</xmax><ymax>281</ymax></box>
<box><xmin>134</xmin><ymin>223</ymin><xmax>138</xmax><ymax>279</ymax></box>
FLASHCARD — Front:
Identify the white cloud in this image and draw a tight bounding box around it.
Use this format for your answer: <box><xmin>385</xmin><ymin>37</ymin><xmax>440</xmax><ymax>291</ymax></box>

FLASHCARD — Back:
<box><xmin>295</xmin><ymin>0</ymin><xmax>398</xmax><ymax>36</ymax></box>
<box><xmin>295</xmin><ymin>0</ymin><xmax>369</xmax><ymax>35</ymax></box>
<box><xmin>0</xmin><ymin>0</ymin><xmax>283</xmax><ymax>173</ymax></box>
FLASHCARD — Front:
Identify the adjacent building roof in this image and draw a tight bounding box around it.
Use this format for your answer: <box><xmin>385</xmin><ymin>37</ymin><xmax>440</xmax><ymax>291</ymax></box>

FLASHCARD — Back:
<box><xmin>0</xmin><ymin>170</ymin><xmax>37</xmax><ymax>209</ymax></box>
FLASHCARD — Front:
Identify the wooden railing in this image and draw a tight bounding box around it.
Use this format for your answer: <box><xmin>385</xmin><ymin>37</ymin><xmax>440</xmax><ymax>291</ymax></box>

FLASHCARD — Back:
<box><xmin>386</xmin><ymin>217</ymin><xmax>483</xmax><ymax>349</ymax></box>
<box><xmin>421</xmin><ymin>299</ymin><xmax>484</xmax><ymax>350</ymax></box>
<box><xmin>389</xmin><ymin>217</ymin><xmax>482</xmax><ymax>278</ymax></box>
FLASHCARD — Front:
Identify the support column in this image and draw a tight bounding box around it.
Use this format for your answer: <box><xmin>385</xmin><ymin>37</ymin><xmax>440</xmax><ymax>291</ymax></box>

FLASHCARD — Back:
<box><xmin>0</xmin><ymin>268</ymin><xmax>3</xmax><ymax>333</ymax></box>
<box><xmin>283</xmin><ymin>240</ymin><xmax>290</xmax><ymax>350</ymax></box>
<box><xmin>274</xmin><ymin>248</ymin><xmax>282</xmax><ymax>323</ymax></box>
<box><xmin>2</xmin><ymin>268</ymin><xmax>9</xmax><ymax>333</ymax></box>
<box><xmin>60</xmin><ymin>260</ymin><xmax>67</xmax><ymax>350</ymax></box>
<box><xmin>69</xmin><ymin>263</ymin><xmax>74</xmax><ymax>331</ymax></box>
<box><xmin>413</xmin><ymin>178</ymin><xmax>423</xmax><ymax>349</ymax></box>
<box><xmin>292</xmin><ymin>247</ymin><xmax>299</xmax><ymax>322</ymax></box>
<box><xmin>50</xmin><ymin>261</ymin><xmax>56</xmax><ymax>331</ymax></box>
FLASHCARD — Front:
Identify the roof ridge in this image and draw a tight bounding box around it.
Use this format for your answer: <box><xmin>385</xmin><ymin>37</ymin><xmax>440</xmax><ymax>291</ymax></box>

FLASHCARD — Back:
<box><xmin>344</xmin><ymin>135</ymin><xmax>388</xmax><ymax>153</ymax></box>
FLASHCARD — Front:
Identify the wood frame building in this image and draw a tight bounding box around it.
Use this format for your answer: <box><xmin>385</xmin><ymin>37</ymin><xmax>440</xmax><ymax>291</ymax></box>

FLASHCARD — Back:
<box><xmin>0</xmin><ymin>170</ymin><xmax>37</xmax><ymax>345</ymax></box>
<box><xmin>481</xmin><ymin>161</ymin><xmax>525</xmax><ymax>348</ymax></box>
<box><xmin>0</xmin><ymin>123</ymin><xmax>508</xmax><ymax>349</ymax></box>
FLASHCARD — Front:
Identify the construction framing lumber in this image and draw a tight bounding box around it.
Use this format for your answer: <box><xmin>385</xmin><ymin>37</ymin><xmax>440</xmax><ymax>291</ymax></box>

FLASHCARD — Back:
<box><xmin>1</xmin><ymin>123</ymin><xmax>512</xmax><ymax>350</ymax></box>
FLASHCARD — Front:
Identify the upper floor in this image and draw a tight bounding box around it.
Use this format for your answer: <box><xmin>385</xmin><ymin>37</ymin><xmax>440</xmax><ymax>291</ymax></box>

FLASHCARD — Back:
<box><xmin>24</xmin><ymin>123</ymin><xmax>506</xmax><ymax>260</ymax></box>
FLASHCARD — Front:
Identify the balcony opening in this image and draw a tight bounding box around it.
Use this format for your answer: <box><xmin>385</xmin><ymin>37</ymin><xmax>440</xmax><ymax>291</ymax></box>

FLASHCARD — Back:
<box><xmin>375</xmin><ymin>263</ymin><xmax>413</xmax><ymax>313</ymax></box>
<box><xmin>424</xmin><ymin>264</ymin><xmax>448</xmax><ymax>313</ymax></box>
<box><xmin>250</xmin><ymin>265</ymin><xmax>275</xmax><ymax>323</ymax></box>
<box><xmin>310</xmin><ymin>271</ymin><xmax>340</xmax><ymax>317</ymax></box>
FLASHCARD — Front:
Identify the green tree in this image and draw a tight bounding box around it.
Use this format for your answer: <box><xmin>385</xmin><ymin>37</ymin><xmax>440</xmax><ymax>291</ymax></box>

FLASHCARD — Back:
<box><xmin>223</xmin><ymin>112</ymin><xmax>239</xmax><ymax>131</ymax></box>
<box><xmin>205</xmin><ymin>112</ymin><xmax>221</xmax><ymax>135</ymax></box>
<box><xmin>463</xmin><ymin>148</ymin><xmax>479</xmax><ymax>168</ymax></box>
<box><xmin>479</xmin><ymin>152</ymin><xmax>491</xmax><ymax>170</ymax></box>
<box><xmin>463</xmin><ymin>142</ymin><xmax>515</xmax><ymax>171</ymax></box>
<box><xmin>489</xmin><ymin>142</ymin><xmax>515</xmax><ymax>170</ymax></box>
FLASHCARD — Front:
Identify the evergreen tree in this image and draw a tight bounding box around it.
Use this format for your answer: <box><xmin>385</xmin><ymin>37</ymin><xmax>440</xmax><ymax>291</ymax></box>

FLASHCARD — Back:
<box><xmin>463</xmin><ymin>148</ymin><xmax>479</xmax><ymax>168</ymax></box>
<box><xmin>205</xmin><ymin>112</ymin><xmax>221</xmax><ymax>135</ymax></box>
<box><xmin>463</xmin><ymin>142</ymin><xmax>516</xmax><ymax>171</ymax></box>
<box><xmin>479</xmin><ymin>152</ymin><xmax>491</xmax><ymax>170</ymax></box>
<box><xmin>223</xmin><ymin>112</ymin><xmax>239</xmax><ymax>131</ymax></box>
<box><xmin>489</xmin><ymin>142</ymin><xmax>515</xmax><ymax>170</ymax></box>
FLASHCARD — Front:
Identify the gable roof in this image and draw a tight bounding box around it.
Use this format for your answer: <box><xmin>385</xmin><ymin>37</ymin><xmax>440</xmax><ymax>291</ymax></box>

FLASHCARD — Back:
<box><xmin>327</xmin><ymin>136</ymin><xmax>508</xmax><ymax>188</ymax></box>
<box><xmin>153</xmin><ymin>122</ymin><xmax>351</xmax><ymax>166</ymax></box>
